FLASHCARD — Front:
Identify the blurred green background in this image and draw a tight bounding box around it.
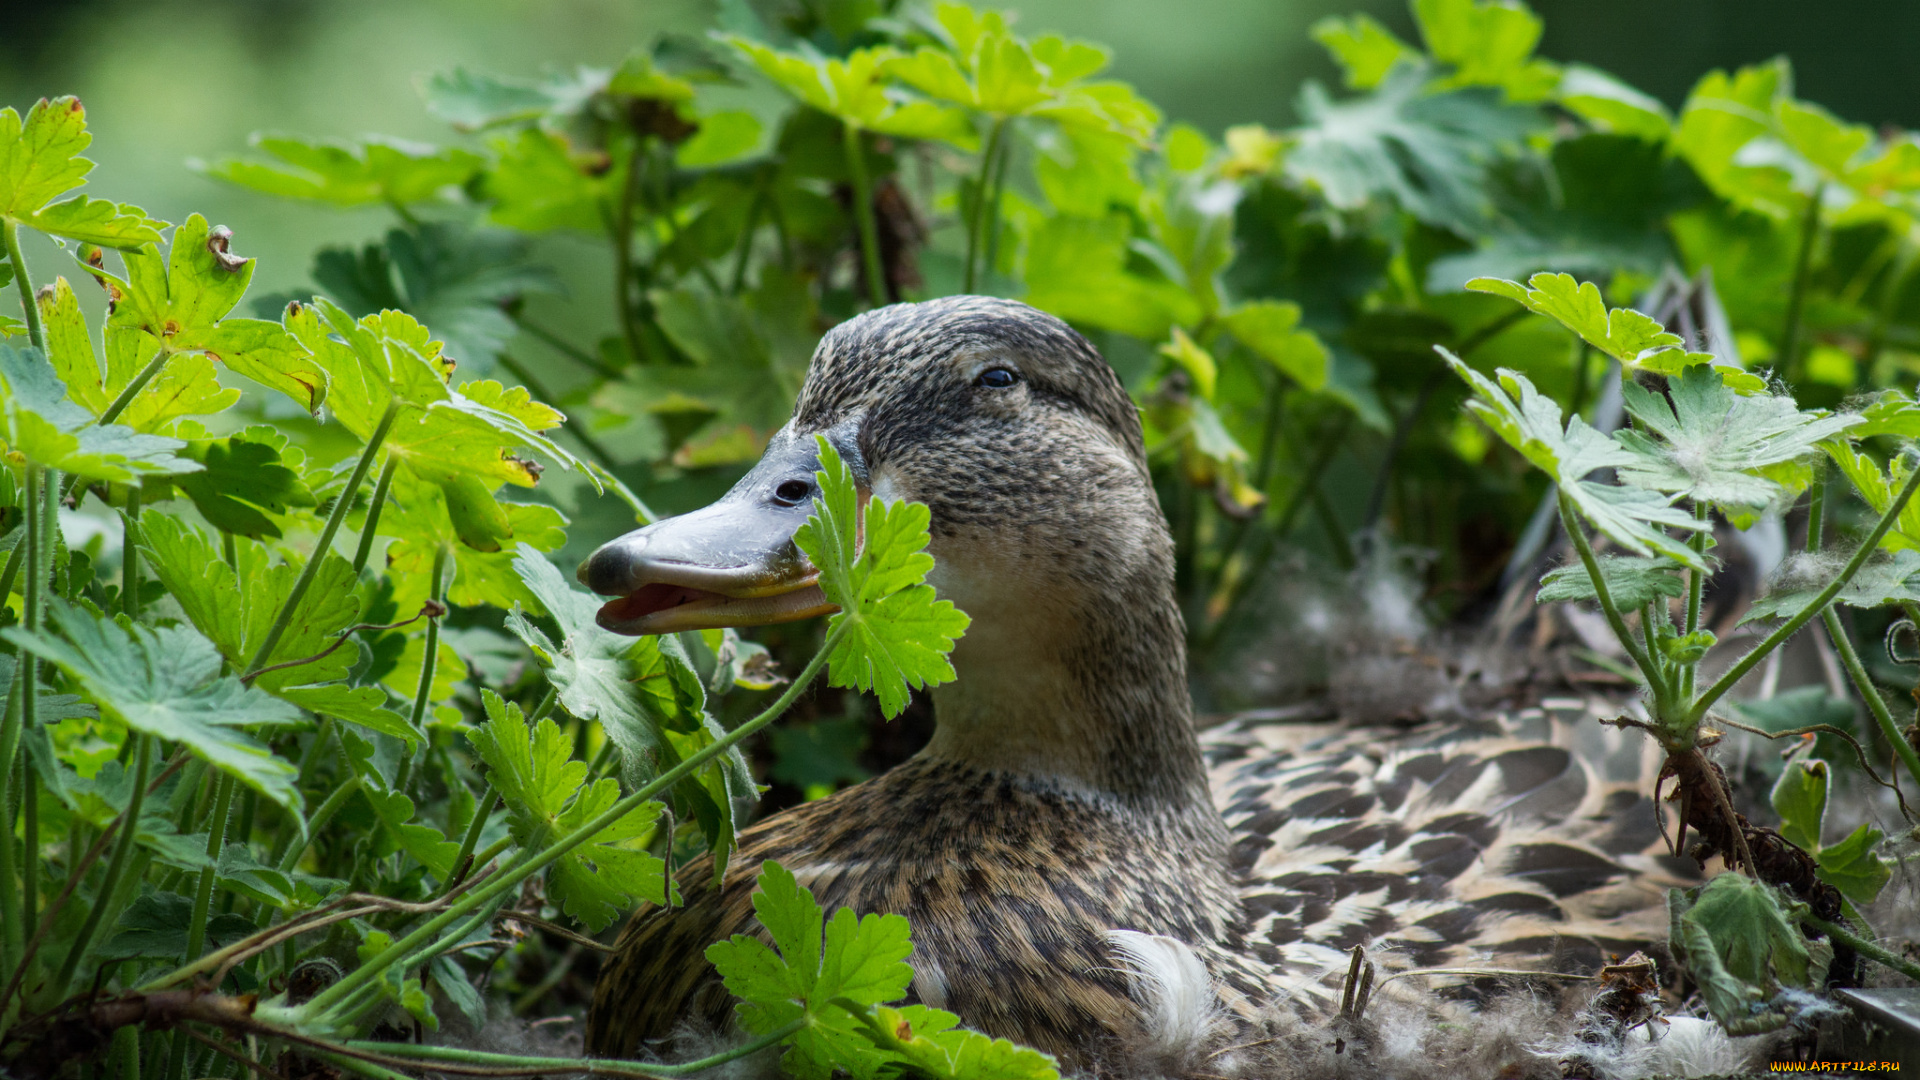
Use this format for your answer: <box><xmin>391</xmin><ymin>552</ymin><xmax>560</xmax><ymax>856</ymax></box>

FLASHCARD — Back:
<box><xmin>5</xmin><ymin>0</ymin><xmax>1917</xmax><ymax>299</ymax></box>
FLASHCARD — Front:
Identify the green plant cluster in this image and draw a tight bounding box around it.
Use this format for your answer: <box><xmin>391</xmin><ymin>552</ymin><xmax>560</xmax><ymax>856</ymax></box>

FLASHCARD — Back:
<box><xmin>4</xmin><ymin>0</ymin><xmax>1920</xmax><ymax>1072</ymax></box>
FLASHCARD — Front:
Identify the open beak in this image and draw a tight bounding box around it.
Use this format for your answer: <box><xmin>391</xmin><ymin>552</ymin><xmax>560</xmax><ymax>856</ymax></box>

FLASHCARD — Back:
<box><xmin>578</xmin><ymin>422</ymin><xmax>860</xmax><ymax>636</ymax></box>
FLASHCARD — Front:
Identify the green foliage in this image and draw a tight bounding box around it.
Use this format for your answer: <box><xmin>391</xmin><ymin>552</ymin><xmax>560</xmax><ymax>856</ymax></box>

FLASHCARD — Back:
<box><xmin>707</xmin><ymin>862</ymin><xmax>1058</xmax><ymax>1080</ymax></box>
<box><xmin>794</xmin><ymin>438</ymin><xmax>971</xmax><ymax>719</ymax></box>
<box><xmin>466</xmin><ymin>691</ymin><xmax>671</xmax><ymax>931</ymax></box>
<box><xmin>7</xmin><ymin>0</ymin><xmax>1920</xmax><ymax>1071</ymax></box>
<box><xmin>1669</xmin><ymin>875</ymin><xmax>1834</xmax><ymax>1035</ymax></box>
<box><xmin>6</xmin><ymin>600</ymin><xmax>303</xmax><ymax>810</ymax></box>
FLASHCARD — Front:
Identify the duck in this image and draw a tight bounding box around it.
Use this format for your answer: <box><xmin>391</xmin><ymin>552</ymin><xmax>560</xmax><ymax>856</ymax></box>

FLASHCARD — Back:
<box><xmin>575</xmin><ymin>296</ymin><xmax>1682</xmax><ymax>1076</ymax></box>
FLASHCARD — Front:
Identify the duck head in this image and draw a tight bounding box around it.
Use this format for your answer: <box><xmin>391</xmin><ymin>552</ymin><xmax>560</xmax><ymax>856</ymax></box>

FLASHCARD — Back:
<box><xmin>580</xmin><ymin>296</ymin><xmax>1208</xmax><ymax>808</ymax></box>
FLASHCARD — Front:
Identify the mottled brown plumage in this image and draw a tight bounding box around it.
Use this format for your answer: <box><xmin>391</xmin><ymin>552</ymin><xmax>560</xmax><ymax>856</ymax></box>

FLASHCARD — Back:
<box><xmin>582</xmin><ymin>297</ymin><xmax>1673</xmax><ymax>1075</ymax></box>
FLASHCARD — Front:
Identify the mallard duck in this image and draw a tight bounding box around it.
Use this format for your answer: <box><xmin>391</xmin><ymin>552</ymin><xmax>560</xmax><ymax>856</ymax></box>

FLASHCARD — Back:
<box><xmin>577</xmin><ymin>296</ymin><xmax>1678</xmax><ymax>1075</ymax></box>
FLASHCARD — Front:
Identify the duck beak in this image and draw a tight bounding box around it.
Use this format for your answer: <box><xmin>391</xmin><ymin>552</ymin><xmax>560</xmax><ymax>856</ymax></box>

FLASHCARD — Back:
<box><xmin>578</xmin><ymin>421</ymin><xmax>861</xmax><ymax>636</ymax></box>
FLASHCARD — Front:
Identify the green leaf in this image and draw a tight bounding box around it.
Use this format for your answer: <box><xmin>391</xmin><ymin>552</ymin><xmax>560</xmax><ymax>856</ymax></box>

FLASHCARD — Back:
<box><xmin>0</xmin><ymin>342</ymin><xmax>200</xmax><ymax>479</ymax></box>
<box><xmin>28</xmin><ymin>194</ymin><xmax>165</xmax><ymax>250</ymax></box>
<box><xmin>1286</xmin><ymin>65</ymin><xmax>1538</xmax><ymax>234</ymax></box>
<box><xmin>382</xmin><ymin>470</ymin><xmax>567</xmax><ymax>615</ymax></box>
<box><xmin>1440</xmin><ymin>348</ymin><xmax>1709</xmax><ymax>567</ymax></box>
<box><xmin>1</xmin><ymin>97</ymin><xmax>95</xmax><ymax>219</ymax></box>
<box><xmin>769</xmin><ymin>716</ymin><xmax>870</xmax><ymax>791</ymax></box>
<box><xmin>314</xmin><ymin>222</ymin><xmax>562</xmax><ymax>373</ymax></box>
<box><xmin>850</xmin><ymin>1005</ymin><xmax>1060</xmax><ymax>1080</ymax></box>
<box><xmin>504</xmin><ymin>546</ymin><xmax>753</xmax><ymax>868</ymax></box>
<box><xmin>678</xmin><ymin>111</ymin><xmax>765</xmax><ymax>168</ymax></box>
<box><xmin>1731</xmin><ymin>687</ymin><xmax>1855</xmax><ymax>735</ymax></box>
<box><xmin>1826</xmin><ymin>440</ymin><xmax>1920</xmax><ymax>554</ymax></box>
<box><xmin>1616</xmin><ymin>364</ymin><xmax>1856</xmax><ymax>515</ymax></box>
<box><xmin>1310</xmin><ymin>14</ymin><xmax>1418</xmax><ymax>90</ymax></box>
<box><xmin>199</xmin><ymin>133</ymin><xmax>483</xmax><ymax>207</ymax></box>
<box><xmin>84</xmin><ymin>215</ymin><xmax>329</xmax><ymax>413</ymax></box>
<box><xmin>169</xmin><ymin>428</ymin><xmax>317</xmax><ymax>539</ymax></box>
<box><xmin>1813</xmin><ymin>824</ymin><xmax>1893</xmax><ymax>906</ymax></box>
<box><xmin>1220</xmin><ymin>300</ymin><xmax>1329</xmax><ymax>390</ymax></box>
<box><xmin>1022</xmin><ymin>212</ymin><xmax>1197</xmax><ymax>342</ymax></box>
<box><xmin>794</xmin><ymin>438</ymin><xmax>971</xmax><ymax>719</ymax></box>
<box><xmin>102</xmin><ymin>892</ymin><xmax>256</xmax><ymax>962</ymax></box>
<box><xmin>465</xmin><ymin>690</ymin><xmax>672</xmax><ymax>932</ymax></box>
<box><xmin>1669</xmin><ymin>875</ymin><xmax>1829</xmax><ymax>1035</ymax></box>
<box><xmin>1769</xmin><ymin>758</ymin><xmax>1828</xmax><ymax>853</ymax></box>
<box><xmin>1557</xmin><ymin>65</ymin><xmax>1671</xmax><ymax>141</ymax></box>
<box><xmin>707</xmin><ymin>862</ymin><xmax>1056</xmax><ymax>1080</ymax></box>
<box><xmin>1412</xmin><ymin>0</ymin><xmax>1559</xmax><ymax>101</ymax></box>
<box><xmin>5</xmin><ymin>599</ymin><xmax>302</xmax><ymax>810</ymax></box>
<box><xmin>1742</xmin><ymin>548</ymin><xmax>1920</xmax><ymax>624</ymax></box>
<box><xmin>728</xmin><ymin>39</ymin><xmax>976</xmax><ymax>148</ymax></box>
<box><xmin>482</xmin><ymin>128</ymin><xmax>611</xmax><ymax>234</ymax></box>
<box><xmin>1536</xmin><ymin>554</ymin><xmax>1684</xmax><ymax>611</ymax></box>
<box><xmin>423</xmin><ymin>67</ymin><xmax>590</xmax><ymax>130</ymax></box>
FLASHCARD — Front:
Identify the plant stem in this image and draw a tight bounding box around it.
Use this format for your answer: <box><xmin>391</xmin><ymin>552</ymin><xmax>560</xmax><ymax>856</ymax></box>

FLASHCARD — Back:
<box><xmin>964</xmin><ymin>118</ymin><xmax>1007</xmax><ymax>294</ymax></box>
<box><xmin>1559</xmin><ymin>492</ymin><xmax>1667</xmax><ymax>713</ymax></box>
<box><xmin>97</xmin><ymin>348</ymin><xmax>174</xmax><ymax>429</ymax></box>
<box><xmin>528</xmin><ymin>685</ymin><xmax>558</xmax><ymax>723</ymax></box>
<box><xmin>300</xmin><ymin>621</ymin><xmax>850</xmax><ymax>1022</ymax></box>
<box><xmin>729</xmin><ymin>175</ymin><xmax>768</xmax><ymax>294</ymax></box>
<box><xmin>407</xmin><ymin>546</ymin><xmax>451</xmax><ymax>738</ymax></box>
<box><xmin>611</xmin><ymin>140</ymin><xmax>647</xmax><ymax>366</ymax></box>
<box><xmin>166</xmin><ymin>772</ymin><xmax>235</xmax><ymax>1080</ymax></box>
<box><xmin>842</xmin><ymin>124</ymin><xmax>887</xmax><ymax>309</ymax></box>
<box><xmin>113</xmin><ymin>1025</ymin><xmax>140</xmax><ymax>1080</ymax></box>
<box><xmin>121</xmin><ymin>487</ymin><xmax>143</xmax><ymax>618</ymax></box>
<box><xmin>441</xmin><ymin>791</ymin><xmax>498</xmax><ymax>895</ymax></box>
<box><xmin>1693</xmin><ymin>459</ymin><xmax>1920</xmax><ymax>726</ymax></box>
<box><xmin>983</xmin><ymin>125</ymin><xmax>1012</xmax><ymax>284</ymax></box>
<box><xmin>0</xmin><ymin>543</ymin><xmax>22</xmax><ymax>611</ymax></box>
<box><xmin>277</xmin><ymin>775</ymin><xmax>362</xmax><ymax>875</ymax></box>
<box><xmin>1804</xmin><ymin>914</ymin><xmax>1920</xmax><ymax>984</ymax></box>
<box><xmin>350</xmin><ymin>457</ymin><xmax>397</xmax><ymax>577</ymax></box>
<box><xmin>2</xmin><ymin>219</ymin><xmax>45</xmax><ymax>351</ymax></box>
<box><xmin>1781</xmin><ymin>183</ymin><xmax>1824</xmax><ymax>382</ymax></box>
<box><xmin>21</xmin><ymin>763</ymin><xmax>36</xmax><ymax>962</ymax></box>
<box><xmin>1823</xmin><ymin>608</ymin><xmax>1920</xmax><ymax>795</ymax></box>
<box><xmin>54</xmin><ymin>734</ymin><xmax>150</xmax><ymax>999</ymax></box>
<box><xmin>245</xmin><ymin>400</ymin><xmax>402</xmax><ymax>677</ymax></box>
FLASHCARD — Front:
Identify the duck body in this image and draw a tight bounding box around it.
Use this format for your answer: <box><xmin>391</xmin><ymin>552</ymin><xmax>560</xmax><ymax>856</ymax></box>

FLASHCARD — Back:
<box><xmin>590</xmin><ymin>757</ymin><xmax>1250</xmax><ymax>1066</ymax></box>
<box><xmin>579</xmin><ymin>297</ymin><xmax>1673</xmax><ymax>1075</ymax></box>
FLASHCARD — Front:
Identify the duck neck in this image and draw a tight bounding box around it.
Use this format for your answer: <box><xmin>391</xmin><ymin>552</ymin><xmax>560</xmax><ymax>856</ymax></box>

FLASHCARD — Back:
<box><xmin>919</xmin><ymin>577</ymin><xmax>1215</xmax><ymax>818</ymax></box>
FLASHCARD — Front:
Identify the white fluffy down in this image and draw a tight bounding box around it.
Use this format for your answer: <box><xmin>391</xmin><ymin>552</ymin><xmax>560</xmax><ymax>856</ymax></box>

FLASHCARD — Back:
<box><xmin>1106</xmin><ymin>929</ymin><xmax>1224</xmax><ymax>1072</ymax></box>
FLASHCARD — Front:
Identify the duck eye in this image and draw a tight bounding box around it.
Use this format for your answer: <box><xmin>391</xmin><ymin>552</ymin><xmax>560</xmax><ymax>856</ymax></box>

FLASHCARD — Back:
<box><xmin>773</xmin><ymin>479</ymin><xmax>812</xmax><ymax>505</ymax></box>
<box><xmin>975</xmin><ymin>367</ymin><xmax>1018</xmax><ymax>389</ymax></box>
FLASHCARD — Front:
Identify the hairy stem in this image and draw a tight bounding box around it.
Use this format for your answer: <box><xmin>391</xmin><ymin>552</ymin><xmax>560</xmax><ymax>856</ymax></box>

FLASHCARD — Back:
<box><xmin>440</xmin><ymin>791</ymin><xmax>499</xmax><ymax>896</ymax></box>
<box><xmin>2</xmin><ymin>219</ymin><xmax>45</xmax><ymax>351</ymax></box>
<box><xmin>406</xmin><ymin>546</ymin><xmax>451</xmax><ymax>738</ymax></box>
<box><xmin>1560</xmin><ymin>492</ymin><xmax>1669</xmax><ymax>717</ymax></box>
<box><xmin>1805</xmin><ymin>914</ymin><xmax>1920</xmax><ymax>984</ymax></box>
<box><xmin>277</xmin><ymin>775</ymin><xmax>363</xmax><ymax>875</ymax></box>
<box><xmin>300</xmin><ymin>621</ymin><xmax>849</xmax><ymax>1023</ymax></box>
<box><xmin>842</xmin><ymin>124</ymin><xmax>887</xmax><ymax>309</ymax></box>
<box><xmin>246</xmin><ymin>400</ymin><xmax>402</xmax><ymax>677</ymax></box>
<box><xmin>53</xmin><ymin>734</ymin><xmax>151</xmax><ymax>999</ymax></box>
<box><xmin>1692</xmin><ymin>457</ymin><xmax>1920</xmax><ymax>726</ymax></box>
<box><xmin>350</xmin><ymin>457</ymin><xmax>398</xmax><ymax>577</ymax></box>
